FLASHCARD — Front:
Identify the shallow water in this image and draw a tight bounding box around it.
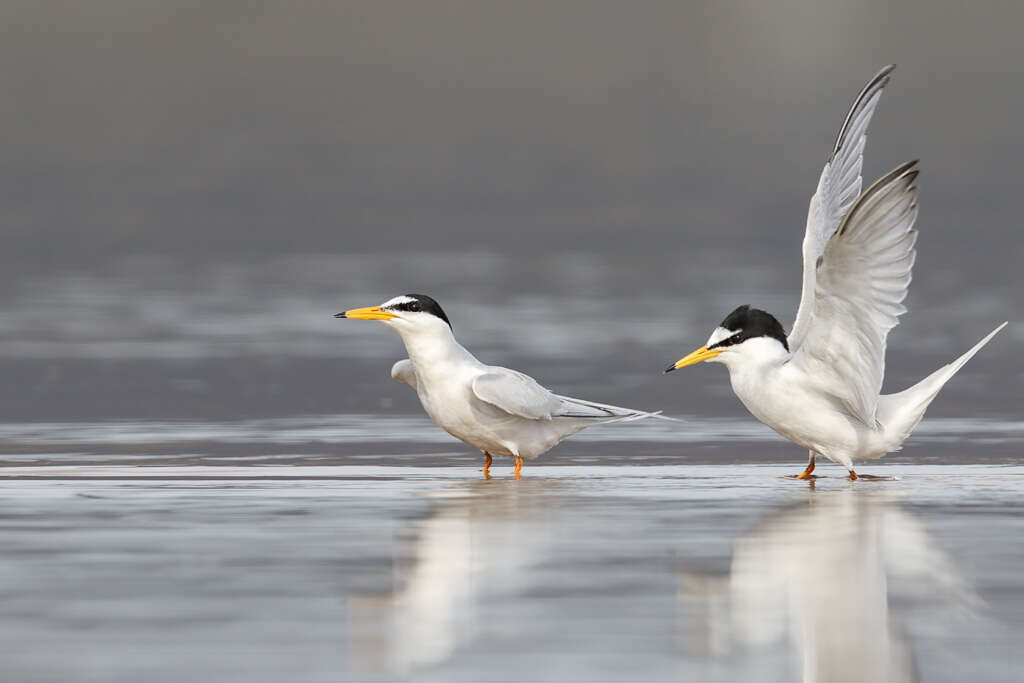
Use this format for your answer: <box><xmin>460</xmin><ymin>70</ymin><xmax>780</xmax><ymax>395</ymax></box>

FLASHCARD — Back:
<box><xmin>0</xmin><ymin>252</ymin><xmax>1020</xmax><ymax>681</ymax></box>
<box><xmin>0</xmin><ymin>464</ymin><xmax>1021</xmax><ymax>683</ymax></box>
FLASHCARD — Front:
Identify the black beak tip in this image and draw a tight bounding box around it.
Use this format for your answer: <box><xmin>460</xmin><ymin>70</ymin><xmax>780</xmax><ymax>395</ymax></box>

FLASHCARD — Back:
<box><xmin>334</xmin><ymin>312</ymin><xmax>347</xmax><ymax>319</ymax></box>
<box><xmin>663</xmin><ymin>363</ymin><xmax>677</xmax><ymax>374</ymax></box>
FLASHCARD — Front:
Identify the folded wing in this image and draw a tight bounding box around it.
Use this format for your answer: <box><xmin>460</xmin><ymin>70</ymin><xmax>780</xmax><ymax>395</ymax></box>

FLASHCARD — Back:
<box><xmin>471</xmin><ymin>369</ymin><xmax>565</xmax><ymax>420</ymax></box>
<box><xmin>471</xmin><ymin>368</ymin><xmax>656</xmax><ymax>421</ymax></box>
<box><xmin>790</xmin><ymin>161</ymin><xmax>919</xmax><ymax>427</ymax></box>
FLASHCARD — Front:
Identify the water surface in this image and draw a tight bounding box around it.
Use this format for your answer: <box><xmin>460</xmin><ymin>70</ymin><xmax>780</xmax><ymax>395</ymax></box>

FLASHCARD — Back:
<box><xmin>0</xmin><ymin>252</ymin><xmax>1019</xmax><ymax>682</ymax></box>
<box><xmin>0</xmin><ymin>464</ymin><xmax>1021</xmax><ymax>682</ymax></box>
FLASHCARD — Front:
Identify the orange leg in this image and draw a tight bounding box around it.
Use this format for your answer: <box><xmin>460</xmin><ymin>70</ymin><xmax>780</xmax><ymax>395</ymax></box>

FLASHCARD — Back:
<box><xmin>796</xmin><ymin>453</ymin><xmax>816</xmax><ymax>480</ymax></box>
<box><xmin>482</xmin><ymin>451</ymin><xmax>492</xmax><ymax>474</ymax></box>
<box><xmin>514</xmin><ymin>455</ymin><xmax>523</xmax><ymax>479</ymax></box>
<box><xmin>849</xmin><ymin>469</ymin><xmax>859</xmax><ymax>481</ymax></box>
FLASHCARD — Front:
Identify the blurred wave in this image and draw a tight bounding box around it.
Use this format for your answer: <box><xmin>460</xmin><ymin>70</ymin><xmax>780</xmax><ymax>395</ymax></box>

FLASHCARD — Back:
<box><xmin>1</xmin><ymin>252</ymin><xmax>1013</xmax><ymax>361</ymax></box>
<box><xmin>1</xmin><ymin>415</ymin><xmax>1022</xmax><ymax>449</ymax></box>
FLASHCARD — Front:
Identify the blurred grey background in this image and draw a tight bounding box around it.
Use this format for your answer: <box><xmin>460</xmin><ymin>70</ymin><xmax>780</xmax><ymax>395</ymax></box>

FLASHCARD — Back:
<box><xmin>1</xmin><ymin>1</ymin><xmax>1021</xmax><ymax>424</ymax></box>
<box><xmin>3</xmin><ymin>8</ymin><xmax>1023</xmax><ymax>681</ymax></box>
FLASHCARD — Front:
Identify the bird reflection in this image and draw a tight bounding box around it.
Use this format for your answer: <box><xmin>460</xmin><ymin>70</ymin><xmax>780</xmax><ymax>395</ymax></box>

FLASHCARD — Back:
<box><xmin>679</xmin><ymin>491</ymin><xmax>977</xmax><ymax>683</ymax></box>
<box><xmin>348</xmin><ymin>477</ymin><xmax>558</xmax><ymax>673</ymax></box>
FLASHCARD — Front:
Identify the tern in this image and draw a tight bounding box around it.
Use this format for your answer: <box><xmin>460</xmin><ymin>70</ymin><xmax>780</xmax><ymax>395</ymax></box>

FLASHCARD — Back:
<box><xmin>665</xmin><ymin>65</ymin><xmax>1006</xmax><ymax>480</ymax></box>
<box><xmin>337</xmin><ymin>294</ymin><xmax>663</xmax><ymax>477</ymax></box>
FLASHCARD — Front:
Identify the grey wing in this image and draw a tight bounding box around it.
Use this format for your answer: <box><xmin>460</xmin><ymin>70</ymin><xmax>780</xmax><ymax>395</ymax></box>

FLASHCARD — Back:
<box><xmin>391</xmin><ymin>359</ymin><xmax>418</xmax><ymax>389</ymax></box>
<box><xmin>789</xmin><ymin>65</ymin><xmax>895</xmax><ymax>351</ymax></box>
<box><xmin>471</xmin><ymin>368</ymin><xmax>565</xmax><ymax>420</ymax></box>
<box><xmin>790</xmin><ymin>161</ymin><xmax>919</xmax><ymax>427</ymax></box>
<box><xmin>472</xmin><ymin>367</ymin><xmax>665</xmax><ymax>422</ymax></box>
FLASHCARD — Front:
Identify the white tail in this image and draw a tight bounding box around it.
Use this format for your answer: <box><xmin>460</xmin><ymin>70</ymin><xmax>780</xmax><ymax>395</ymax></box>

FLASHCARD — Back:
<box><xmin>877</xmin><ymin>322</ymin><xmax>1007</xmax><ymax>449</ymax></box>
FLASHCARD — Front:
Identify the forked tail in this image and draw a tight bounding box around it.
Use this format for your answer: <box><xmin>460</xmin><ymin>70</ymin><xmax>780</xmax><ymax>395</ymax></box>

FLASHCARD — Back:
<box><xmin>877</xmin><ymin>322</ymin><xmax>1007</xmax><ymax>448</ymax></box>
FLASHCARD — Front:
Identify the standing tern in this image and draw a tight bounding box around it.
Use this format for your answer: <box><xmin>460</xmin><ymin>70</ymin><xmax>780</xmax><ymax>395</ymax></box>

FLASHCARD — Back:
<box><xmin>337</xmin><ymin>294</ymin><xmax>663</xmax><ymax>477</ymax></box>
<box><xmin>664</xmin><ymin>65</ymin><xmax>1006</xmax><ymax>480</ymax></box>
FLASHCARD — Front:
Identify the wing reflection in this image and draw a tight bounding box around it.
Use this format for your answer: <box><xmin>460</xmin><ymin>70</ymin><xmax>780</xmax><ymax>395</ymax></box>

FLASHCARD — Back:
<box><xmin>348</xmin><ymin>478</ymin><xmax>558</xmax><ymax>673</ymax></box>
<box><xmin>679</xmin><ymin>491</ymin><xmax>977</xmax><ymax>683</ymax></box>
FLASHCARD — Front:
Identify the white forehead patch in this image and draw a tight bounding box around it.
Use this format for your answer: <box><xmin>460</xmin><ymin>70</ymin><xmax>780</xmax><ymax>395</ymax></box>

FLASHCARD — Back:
<box><xmin>382</xmin><ymin>295</ymin><xmax>416</xmax><ymax>309</ymax></box>
<box><xmin>706</xmin><ymin>326</ymin><xmax>737</xmax><ymax>347</ymax></box>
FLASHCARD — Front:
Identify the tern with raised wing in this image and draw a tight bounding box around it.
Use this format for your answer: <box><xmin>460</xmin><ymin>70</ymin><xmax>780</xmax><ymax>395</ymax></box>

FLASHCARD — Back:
<box><xmin>338</xmin><ymin>294</ymin><xmax>664</xmax><ymax>477</ymax></box>
<box><xmin>665</xmin><ymin>65</ymin><xmax>1006</xmax><ymax>479</ymax></box>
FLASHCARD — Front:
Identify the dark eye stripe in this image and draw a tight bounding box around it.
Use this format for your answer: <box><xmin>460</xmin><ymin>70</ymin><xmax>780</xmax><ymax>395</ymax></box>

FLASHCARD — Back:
<box><xmin>381</xmin><ymin>294</ymin><xmax>453</xmax><ymax>329</ymax></box>
<box><xmin>708</xmin><ymin>332</ymin><xmax>743</xmax><ymax>350</ymax></box>
<box><xmin>388</xmin><ymin>301</ymin><xmax>422</xmax><ymax>313</ymax></box>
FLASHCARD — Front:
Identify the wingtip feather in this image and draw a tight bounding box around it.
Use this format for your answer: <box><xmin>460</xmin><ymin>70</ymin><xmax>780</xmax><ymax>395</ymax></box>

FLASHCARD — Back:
<box><xmin>830</xmin><ymin>64</ymin><xmax>897</xmax><ymax>160</ymax></box>
<box><xmin>837</xmin><ymin>159</ymin><xmax>920</xmax><ymax>235</ymax></box>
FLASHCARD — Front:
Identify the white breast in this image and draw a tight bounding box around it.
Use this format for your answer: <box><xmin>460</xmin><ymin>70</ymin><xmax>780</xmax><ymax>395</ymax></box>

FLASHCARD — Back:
<box><xmin>729</xmin><ymin>362</ymin><xmax>876</xmax><ymax>465</ymax></box>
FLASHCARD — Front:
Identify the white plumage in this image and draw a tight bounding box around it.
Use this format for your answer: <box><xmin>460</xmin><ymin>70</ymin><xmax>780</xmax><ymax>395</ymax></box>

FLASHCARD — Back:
<box><xmin>668</xmin><ymin>66</ymin><xmax>1006</xmax><ymax>478</ymax></box>
<box><xmin>791</xmin><ymin>160</ymin><xmax>920</xmax><ymax>428</ymax></box>
<box><xmin>340</xmin><ymin>294</ymin><xmax>661</xmax><ymax>475</ymax></box>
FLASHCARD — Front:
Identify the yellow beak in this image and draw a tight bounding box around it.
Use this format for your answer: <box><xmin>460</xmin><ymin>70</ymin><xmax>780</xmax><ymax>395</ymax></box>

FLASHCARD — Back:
<box><xmin>664</xmin><ymin>346</ymin><xmax>723</xmax><ymax>373</ymax></box>
<box><xmin>335</xmin><ymin>305</ymin><xmax>397</xmax><ymax>321</ymax></box>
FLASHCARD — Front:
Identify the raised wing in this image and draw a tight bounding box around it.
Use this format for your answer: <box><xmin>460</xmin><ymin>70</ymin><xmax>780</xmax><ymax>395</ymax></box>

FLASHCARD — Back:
<box><xmin>789</xmin><ymin>65</ymin><xmax>895</xmax><ymax>351</ymax></box>
<box><xmin>790</xmin><ymin>161</ymin><xmax>919</xmax><ymax>427</ymax></box>
<box><xmin>472</xmin><ymin>367</ymin><xmax>660</xmax><ymax>421</ymax></box>
<box><xmin>390</xmin><ymin>359</ymin><xmax>417</xmax><ymax>389</ymax></box>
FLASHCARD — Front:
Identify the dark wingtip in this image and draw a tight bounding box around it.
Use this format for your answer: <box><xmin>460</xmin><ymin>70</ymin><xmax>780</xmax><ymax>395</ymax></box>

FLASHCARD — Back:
<box><xmin>837</xmin><ymin>159</ymin><xmax>920</xmax><ymax>236</ymax></box>
<box><xmin>830</xmin><ymin>64</ymin><xmax>898</xmax><ymax>160</ymax></box>
<box><xmin>334</xmin><ymin>312</ymin><xmax>347</xmax><ymax>319</ymax></box>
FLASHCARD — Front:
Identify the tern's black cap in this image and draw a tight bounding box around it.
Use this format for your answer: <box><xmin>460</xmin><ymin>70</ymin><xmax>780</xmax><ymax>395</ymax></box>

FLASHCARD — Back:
<box><xmin>384</xmin><ymin>294</ymin><xmax>452</xmax><ymax>328</ymax></box>
<box><xmin>710</xmin><ymin>305</ymin><xmax>789</xmax><ymax>351</ymax></box>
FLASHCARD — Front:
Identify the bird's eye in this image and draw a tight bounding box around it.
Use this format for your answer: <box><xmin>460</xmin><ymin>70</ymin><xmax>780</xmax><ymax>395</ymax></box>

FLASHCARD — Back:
<box><xmin>408</xmin><ymin>302</ymin><xmax>421</xmax><ymax>312</ymax></box>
